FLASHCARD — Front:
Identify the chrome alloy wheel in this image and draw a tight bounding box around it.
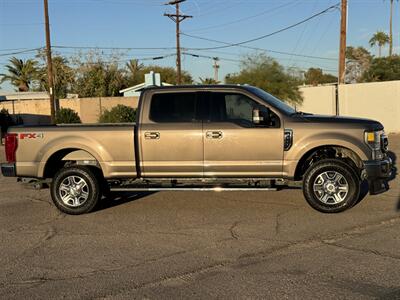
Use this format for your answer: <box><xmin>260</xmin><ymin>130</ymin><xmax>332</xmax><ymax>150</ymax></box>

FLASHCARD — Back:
<box><xmin>313</xmin><ymin>171</ymin><xmax>349</xmax><ymax>205</ymax></box>
<box><xmin>59</xmin><ymin>175</ymin><xmax>89</xmax><ymax>207</ymax></box>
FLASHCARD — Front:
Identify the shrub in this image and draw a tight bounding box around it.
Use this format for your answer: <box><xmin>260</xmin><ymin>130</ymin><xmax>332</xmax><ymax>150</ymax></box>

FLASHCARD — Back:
<box><xmin>0</xmin><ymin>108</ymin><xmax>15</xmax><ymax>139</ymax></box>
<box><xmin>98</xmin><ymin>104</ymin><xmax>136</xmax><ymax>123</ymax></box>
<box><xmin>55</xmin><ymin>108</ymin><xmax>81</xmax><ymax>124</ymax></box>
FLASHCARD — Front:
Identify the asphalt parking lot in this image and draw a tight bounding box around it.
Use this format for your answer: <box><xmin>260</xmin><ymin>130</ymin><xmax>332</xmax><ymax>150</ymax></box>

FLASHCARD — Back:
<box><xmin>0</xmin><ymin>135</ymin><xmax>399</xmax><ymax>299</ymax></box>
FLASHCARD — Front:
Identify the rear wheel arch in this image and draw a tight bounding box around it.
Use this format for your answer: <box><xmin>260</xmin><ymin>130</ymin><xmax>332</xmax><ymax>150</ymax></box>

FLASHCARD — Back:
<box><xmin>294</xmin><ymin>145</ymin><xmax>363</xmax><ymax>181</ymax></box>
<box><xmin>42</xmin><ymin>148</ymin><xmax>103</xmax><ymax>179</ymax></box>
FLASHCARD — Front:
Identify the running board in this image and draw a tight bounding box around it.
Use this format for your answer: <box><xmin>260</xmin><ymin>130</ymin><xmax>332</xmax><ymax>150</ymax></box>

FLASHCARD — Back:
<box><xmin>110</xmin><ymin>187</ymin><xmax>278</xmax><ymax>192</ymax></box>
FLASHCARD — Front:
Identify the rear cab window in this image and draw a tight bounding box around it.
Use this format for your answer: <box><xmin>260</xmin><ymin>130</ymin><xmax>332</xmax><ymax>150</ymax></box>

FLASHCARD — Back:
<box><xmin>149</xmin><ymin>92</ymin><xmax>200</xmax><ymax>123</ymax></box>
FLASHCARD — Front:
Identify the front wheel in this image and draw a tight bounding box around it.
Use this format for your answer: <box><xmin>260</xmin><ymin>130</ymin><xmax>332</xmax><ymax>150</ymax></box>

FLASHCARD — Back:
<box><xmin>303</xmin><ymin>159</ymin><xmax>360</xmax><ymax>213</ymax></box>
<box><xmin>50</xmin><ymin>166</ymin><xmax>101</xmax><ymax>215</ymax></box>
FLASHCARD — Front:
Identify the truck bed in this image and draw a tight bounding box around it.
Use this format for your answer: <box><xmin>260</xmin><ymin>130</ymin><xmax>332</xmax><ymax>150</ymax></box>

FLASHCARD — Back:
<box><xmin>9</xmin><ymin>124</ymin><xmax>137</xmax><ymax>179</ymax></box>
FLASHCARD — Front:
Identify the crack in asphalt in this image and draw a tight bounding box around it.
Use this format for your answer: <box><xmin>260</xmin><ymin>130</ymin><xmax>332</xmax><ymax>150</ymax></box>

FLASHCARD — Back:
<box><xmin>229</xmin><ymin>221</ymin><xmax>239</xmax><ymax>240</ymax></box>
<box><xmin>323</xmin><ymin>242</ymin><xmax>400</xmax><ymax>261</ymax></box>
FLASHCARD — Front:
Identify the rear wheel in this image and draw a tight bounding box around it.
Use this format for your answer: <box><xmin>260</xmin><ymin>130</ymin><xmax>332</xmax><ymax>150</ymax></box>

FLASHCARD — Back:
<box><xmin>303</xmin><ymin>159</ymin><xmax>360</xmax><ymax>213</ymax></box>
<box><xmin>50</xmin><ymin>166</ymin><xmax>101</xmax><ymax>215</ymax></box>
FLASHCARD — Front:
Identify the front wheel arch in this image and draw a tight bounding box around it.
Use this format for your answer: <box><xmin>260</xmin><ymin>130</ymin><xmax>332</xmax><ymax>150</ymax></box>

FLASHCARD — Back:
<box><xmin>294</xmin><ymin>145</ymin><xmax>364</xmax><ymax>181</ymax></box>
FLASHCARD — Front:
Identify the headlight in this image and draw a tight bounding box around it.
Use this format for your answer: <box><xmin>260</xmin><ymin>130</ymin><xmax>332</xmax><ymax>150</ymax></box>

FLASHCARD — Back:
<box><xmin>364</xmin><ymin>130</ymin><xmax>382</xmax><ymax>150</ymax></box>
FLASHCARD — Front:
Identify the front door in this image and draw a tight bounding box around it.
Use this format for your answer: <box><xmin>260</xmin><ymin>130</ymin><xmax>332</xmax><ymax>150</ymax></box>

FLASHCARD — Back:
<box><xmin>203</xmin><ymin>91</ymin><xmax>284</xmax><ymax>177</ymax></box>
<box><xmin>140</xmin><ymin>92</ymin><xmax>203</xmax><ymax>177</ymax></box>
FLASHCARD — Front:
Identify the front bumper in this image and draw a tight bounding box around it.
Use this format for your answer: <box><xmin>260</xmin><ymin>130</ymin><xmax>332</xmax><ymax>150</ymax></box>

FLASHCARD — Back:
<box><xmin>363</xmin><ymin>157</ymin><xmax>393</xmax><ymax>195</ymax></box>
<box><xmin>0</xmin><ymin>163</ymin><xmax>16</xmax><ymax>177</ymax></box>
<box><xmin>364</xmin><ymin>157</ymin><xmax>393</xmax><ymax>179</ymax></box>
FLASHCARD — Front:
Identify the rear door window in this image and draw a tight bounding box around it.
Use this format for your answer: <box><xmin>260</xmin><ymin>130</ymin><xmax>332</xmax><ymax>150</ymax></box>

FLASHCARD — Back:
<box><xmin>150</xmin><ymin>92</ymin><xmax>198</xmax><ymax>123</ymax></box>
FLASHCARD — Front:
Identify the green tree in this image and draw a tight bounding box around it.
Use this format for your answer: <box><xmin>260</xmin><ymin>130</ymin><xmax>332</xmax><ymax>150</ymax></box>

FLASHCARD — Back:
<box><xmin>345</xmin><ymin>46</ymin><xmax>372</xmax><ymax>83</ymax></box>
<box><xmin>0</xmin><ymin>57</ymin><xmax>38</xmax><ymax>91</ymax></box>
<box><xmin>98</xmin><ymin>104</ymin><xmax>136</xmax><ymax>123</ymax></box>
<box><xmin>225</xmin><ymin>54</ymin><xmax>302</xmax><ymax>104</ymax></box>
<box><xmin>369</xmin><ymin>31</ymin><xmax>390</xmax><ymax>57</ymax></box>
<box><xmin>304</xmin><ymin>68</ymin><xmax>337</xmax><ymax>86</ymax></box>
<box><xmin>73</xmin><ymin>60</ymin><xmax>127</xmax><ymax>97</ymax></box>
<box><xmin>362</xmin><ymin>55</ymin><xmax>400</xmax><ymax>82</ymax></box>
<box><xmin>55</xmin><ymin>108</ymin><xmax>81</xmax><ymax>124</ymax></box>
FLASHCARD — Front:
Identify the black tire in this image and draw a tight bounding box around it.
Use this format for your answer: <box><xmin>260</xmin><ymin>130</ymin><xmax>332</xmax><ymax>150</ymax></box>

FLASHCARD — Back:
<box><xmin>50</xmin><ymin>166</ymin><xmax>101</xmax><ymax>215</ymax></box>
<box><xmin>303</xmin><ymin>159</ymin><xmax>360</xmax><ymax>213</ymax></box>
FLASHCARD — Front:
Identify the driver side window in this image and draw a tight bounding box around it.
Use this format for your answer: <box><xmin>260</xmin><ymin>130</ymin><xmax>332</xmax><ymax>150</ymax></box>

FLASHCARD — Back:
<box><xmin>208</xmin><ymin>92</ymin><xmax>280</xmax><ymax>128</ymax></box>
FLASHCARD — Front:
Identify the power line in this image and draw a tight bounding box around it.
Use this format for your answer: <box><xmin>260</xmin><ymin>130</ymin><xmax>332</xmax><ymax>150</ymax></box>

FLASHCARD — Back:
<box><xmin>185</xmin><ymin>0</ymin><xmax>299</xmax><ymax>33</ymax></box>
<box><xmin>0</xmin><ymin>48</ymin><xmax>43</xmax><ymax>57</ymax></box>
<box><xmin>181</xmin><ymin>2</ymin><xmax>340</xmax><ymax>51</ymax></box>
<box><xmin>52</xmin><ymin>45</ymin><xmax>177</xmax><ymax>50</ymax></box>
<box><xmin>182</xmin><ymin>33</ymin><xmax>337</xmax><ymax>61</ymax></box>
<box><xmin>182</xmin><ymin>52</ymin><xmax>337</xmax><ymax>73</ymax></box>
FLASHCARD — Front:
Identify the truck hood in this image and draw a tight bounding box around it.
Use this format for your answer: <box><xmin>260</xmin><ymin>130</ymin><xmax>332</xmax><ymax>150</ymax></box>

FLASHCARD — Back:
<box><xmin>291</xmin><ymin>114</ymin><xmax>384</xmax><ymax>131</ymax></box>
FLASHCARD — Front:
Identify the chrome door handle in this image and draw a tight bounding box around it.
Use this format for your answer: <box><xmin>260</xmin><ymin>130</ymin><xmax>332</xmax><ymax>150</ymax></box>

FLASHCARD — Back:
<box><xmin>206</xmin><ymin>131</ymin><xmax>223</xmax><ymax>139</ymax></box>
<box><xmin>144</xmin><ymin>132</ymin><xmax>160</xmax><ymax>139</ymax></box>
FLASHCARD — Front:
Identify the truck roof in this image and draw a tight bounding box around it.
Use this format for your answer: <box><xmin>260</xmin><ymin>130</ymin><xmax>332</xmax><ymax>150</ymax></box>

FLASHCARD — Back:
<box><xmin>142</xmin><ymin>84</ymin><xmax>253</xmax><ymax>92</ymax></box>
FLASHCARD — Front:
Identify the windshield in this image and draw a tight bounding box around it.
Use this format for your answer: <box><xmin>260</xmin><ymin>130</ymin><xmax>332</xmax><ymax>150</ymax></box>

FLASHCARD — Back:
<box><xmin>246</xmin><ymin>86</ymin><xmax>296</xmax><ymax>115</ymax></box>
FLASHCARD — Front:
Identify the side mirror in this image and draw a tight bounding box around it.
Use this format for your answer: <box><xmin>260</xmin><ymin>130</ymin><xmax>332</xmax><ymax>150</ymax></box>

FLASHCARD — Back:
<box><xmin>252</xmin><ymin>107</ymin><xmax>270</xmax><ymax>125</ymax></box>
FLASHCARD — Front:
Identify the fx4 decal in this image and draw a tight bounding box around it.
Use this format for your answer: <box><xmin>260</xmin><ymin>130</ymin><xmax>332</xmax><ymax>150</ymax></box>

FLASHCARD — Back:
<box><xmin>19</xmin><ymin>133</ymin><xmax>44</xmax><ymax>140</ymax></box>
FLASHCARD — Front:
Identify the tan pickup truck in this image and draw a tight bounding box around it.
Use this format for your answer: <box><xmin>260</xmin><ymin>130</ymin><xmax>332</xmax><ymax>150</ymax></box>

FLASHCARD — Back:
<box><xmin>1</xmin><ymin>85</ymin><xmax>393</xmax><ymax>214</ymax></box>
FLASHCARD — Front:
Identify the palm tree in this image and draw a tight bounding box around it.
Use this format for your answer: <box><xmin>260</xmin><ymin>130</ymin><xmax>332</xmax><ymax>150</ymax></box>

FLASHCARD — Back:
<box><xmin>126</xmin><ymin>59</ymin><xmax>144</xmax><ymax>85</ymax></box>
<box><xmin>0</xmin><ymin>57</ymin><xmax>38</xmax><ymax>91</ymax></box>
<box><xmin>369</xmin><ymin>31</ymin><xmax>390</xmax><ymax>57</ymax></box>
<box><xmin>199</xmin><ymin>77</ymin><xmax>219</xmax><ymax>84</ymax></box>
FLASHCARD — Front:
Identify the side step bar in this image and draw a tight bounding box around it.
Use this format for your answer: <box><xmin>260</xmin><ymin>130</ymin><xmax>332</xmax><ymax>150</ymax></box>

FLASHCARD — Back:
<box><xmin>110</xmin><ymin>187</ymin><xmax>278</xmax><ymax>192</ymax></box>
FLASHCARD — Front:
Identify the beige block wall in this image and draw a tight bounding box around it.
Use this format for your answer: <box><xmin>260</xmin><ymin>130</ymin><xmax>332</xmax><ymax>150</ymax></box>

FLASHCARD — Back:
<box><xmin>0</xmin><ymin>99</ymin><xmax>51</xmax><ymax>116</ymax></box>
<box><xmin>1</xmin><ymin>97</ymin><xmax>139</xmax><ymax>124</ymax></box>
<box><xmin>75</xmin><ymin>97</ymin><xmax>139</xmax><ymax>123</ymax></box>
<box><xmin>298</xmin><ymin>85</ymin><xmax>336</xmax><ymax>115</ymax></box>
<box><xmin>338</xmin><ymin>81</ymin><xmax>400</xmax><ymax>133</ymax></box>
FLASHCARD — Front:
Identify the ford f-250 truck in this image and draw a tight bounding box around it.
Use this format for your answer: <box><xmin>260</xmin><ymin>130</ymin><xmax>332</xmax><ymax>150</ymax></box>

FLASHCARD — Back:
<box><xmin>1</xmin><ymin>85</ymin><xmax>393</xmax><ymax>214</ymax></box>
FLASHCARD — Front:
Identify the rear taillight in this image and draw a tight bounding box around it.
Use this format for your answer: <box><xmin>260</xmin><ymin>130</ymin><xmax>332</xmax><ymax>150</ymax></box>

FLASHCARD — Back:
<box><xmin>5</xmin><ymin>133</ymin><xmax>18</xmax><ymax>163</ymax></box>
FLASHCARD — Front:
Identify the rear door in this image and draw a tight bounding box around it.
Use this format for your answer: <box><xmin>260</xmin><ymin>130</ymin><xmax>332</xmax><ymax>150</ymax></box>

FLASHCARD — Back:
<box><xmin>203</xmin><ymin>91</ymin><xmax>284</xmax><ymax>177</ymax></box>
<box><xmin>139</xmin><ymin>91</ymin><xmax>204</xmax><ymax>177</ymax></box>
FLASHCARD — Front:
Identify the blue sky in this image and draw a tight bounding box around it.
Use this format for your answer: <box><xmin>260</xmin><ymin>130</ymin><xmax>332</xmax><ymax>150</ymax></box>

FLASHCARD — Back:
<box><xmin>0</xmin><ymin>0</ymin><xmax>399</xmax><ymax>92</ymax></box>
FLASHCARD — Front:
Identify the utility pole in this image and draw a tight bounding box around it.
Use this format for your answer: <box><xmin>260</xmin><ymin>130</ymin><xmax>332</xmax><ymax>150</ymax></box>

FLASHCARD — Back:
<box><xmin>164</xmin><ymin>0</ymin><xmax>192</xmax><ymax>85</ymax></box>
<box><xmin>338</xmin><ymin>0</ymin><xmax>347</xmax><ymax>84</ymax></box>
<box><xmin>212</xmin><ymin>57</ymin><xmax>220</xmax><ymax>83</ymax></box>
<box><xmin>43</xmin><ymin>0</ymin><xmax>56</xmax><ymax>124</ymax></box>
<box><xmin>389</xmin><ymin>0</ymin><xmax>393</xmax><ymax>56</ymax></box>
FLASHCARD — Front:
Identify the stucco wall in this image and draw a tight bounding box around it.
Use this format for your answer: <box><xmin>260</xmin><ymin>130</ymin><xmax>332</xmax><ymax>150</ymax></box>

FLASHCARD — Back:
<box><xmin>297</xmin><ymin>85</ymin><xmax>336</xmax><ymax>115</ymax></box>
<box><xmin>338</xmin><ymin>81</ymin><xmax>400</xmax><ymax>133</ymax></box>
<box><xmin>297</xmin><ymin>81</ymin><xmax>400</xmax><ymax>133</ymax></box>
